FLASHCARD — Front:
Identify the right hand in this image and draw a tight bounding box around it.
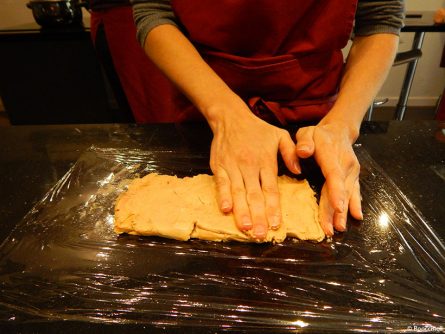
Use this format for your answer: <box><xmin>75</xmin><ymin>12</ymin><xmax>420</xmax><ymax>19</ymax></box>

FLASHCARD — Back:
<box><xmin>295</xmin><ymin>121</ymin><xmax>363</xmax><ymax>237</ymax></box>
<box><xmin>208</xmin><ymin>99</ymin><xmax>300</xmax><ymax>240</ymax></box>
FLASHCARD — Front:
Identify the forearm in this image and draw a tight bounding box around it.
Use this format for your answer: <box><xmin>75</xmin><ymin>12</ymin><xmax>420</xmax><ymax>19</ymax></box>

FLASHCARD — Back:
<box><xmin>143</xmin><ymin>24</ymin><xmax>248</xmax><ymax>130</ymax></box>
<box><xmin>320</xmin><ymin>34</ymin><xmax>399</xmax><ymax>141</ymax></box>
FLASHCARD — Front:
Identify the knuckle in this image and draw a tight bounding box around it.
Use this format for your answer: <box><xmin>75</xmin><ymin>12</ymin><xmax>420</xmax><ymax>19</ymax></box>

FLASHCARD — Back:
<box><xmin>266</xmin><ymin>205</ymin><xmax>280</xmax><ymax>216</ymax></box>
<box><xmin>233</xmin><ymin>208</ymin><xmax>248</xmax><ymax>220</ymax></box>
<box><xmin>214</xmin><ymin>175</ymin><xmax>228</xmax><ymax>188</ymax></box>
<box><xmin>231</xmin><ymin>187</ymin><xmax>246</xmax><ymax>197</ymax></box>
<box><xmin>251</xmin><ymin>211</ymin><xmax>267</xmax><ymax>223</ymax></box>
<box><xmin>249</xmin><ymin>205</ymin><xmax>265</xmax><ymax>216</ymax></box>
<box><xmin>262</xmin><ymin>185</ymin><xmax>279</xmax><ymax>196</ymax></box>
<box><xmin>279</xmin><ymin>129</ymin><xmax>291</xmax><ymax>140</ymax></box>
<box><xmin>233</xmin><ymin>204</ymin><xmax>248</xmax><ymax>217</ymax></box>
<box><xmin>295</xmin><ymin>129</ymin><xmax>305</xmax><ymax>141</ymax></box>
<box><xmin>296</xmin><ymin>126</ymin><xmax>312</xmax><ymax>139</ymax></box>
<box><xmin>246</xmin><ymin>191</ymin><xmax>263</xmax><ymax>206</ymax></box>
<box><xmin>238</xmin><ymin>153</ymin><xmax>256</xmax><ymax>166</ymax></box>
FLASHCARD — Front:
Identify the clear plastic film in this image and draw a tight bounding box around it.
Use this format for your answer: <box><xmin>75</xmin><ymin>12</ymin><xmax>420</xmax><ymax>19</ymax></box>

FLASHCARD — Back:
<box><xmin>0</xmin><ymin>146</ymin><xmax>444</xmax><ymax>333</ymax></box>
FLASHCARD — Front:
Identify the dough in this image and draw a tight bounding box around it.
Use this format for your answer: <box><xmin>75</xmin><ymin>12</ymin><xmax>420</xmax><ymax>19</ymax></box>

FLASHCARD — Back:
<box><xmin>114</xmin><ymin>173</ymin><xmax>325</xmax><ymax>243</ymax></box>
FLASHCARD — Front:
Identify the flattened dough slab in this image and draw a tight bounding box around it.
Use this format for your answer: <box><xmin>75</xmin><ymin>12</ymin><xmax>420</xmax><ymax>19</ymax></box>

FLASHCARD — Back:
<box><xmin>114</xmin><ymin>173</ymin><xmax>325</xmax><ymax>243</ymax></box>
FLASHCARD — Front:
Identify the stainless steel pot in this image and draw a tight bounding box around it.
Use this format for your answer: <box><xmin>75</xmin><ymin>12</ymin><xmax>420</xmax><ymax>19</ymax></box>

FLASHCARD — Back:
<box><xmin>26</xmin><ymin>0</ymin><xmax>87</xmax><ymax>27</ymax></box>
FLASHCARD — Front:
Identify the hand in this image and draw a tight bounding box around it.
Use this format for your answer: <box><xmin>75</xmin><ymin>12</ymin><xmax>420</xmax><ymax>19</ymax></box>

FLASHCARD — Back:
<box><xmin>209</xmin><ymin>102</ymin><xmax>300</xmax><ymax>240</ymax></box>
<box><xmin>434</xmin><ymin>8</ymin><xmax>445</xmax><ymax>24</ymax></box>
<box><xmin>295</xmin><ymin>121</ymin><xmax>363</xmax><ymax>236</ymax></box>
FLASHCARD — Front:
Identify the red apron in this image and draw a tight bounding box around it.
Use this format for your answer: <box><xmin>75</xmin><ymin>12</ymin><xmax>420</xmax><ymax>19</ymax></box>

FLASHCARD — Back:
<box><xmin>169</xmin><ymin>0</ymin><xmax>358</xmax><ymax>124</ymax></box>
<box><xmin>94</xmin><ymin>1</ymin><xmax>357</xmax><ymax>124</ymax></box>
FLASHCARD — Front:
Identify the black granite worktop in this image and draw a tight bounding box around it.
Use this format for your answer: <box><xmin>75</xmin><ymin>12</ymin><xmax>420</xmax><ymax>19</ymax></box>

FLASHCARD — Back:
<box><xmin>359</xmin><ymin>121</ymin><xmax>445</xmax><ymax>230</ymax></box>
<box><xmin>1</xmin><ymin>121</ymin><xmax>444</xmax><ymax>242</ymax></box>
<box><xmin>0</xmin><ymin>121</ymin><xmax>444</xmax><ymax>333</ymax></box>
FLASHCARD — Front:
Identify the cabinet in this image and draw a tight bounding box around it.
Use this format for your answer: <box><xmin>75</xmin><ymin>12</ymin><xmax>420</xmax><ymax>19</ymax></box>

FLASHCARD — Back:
<box><xmin>0</xmin><ymin>22</ymin><xmax>123</xmax><ymax>125</ymax></box>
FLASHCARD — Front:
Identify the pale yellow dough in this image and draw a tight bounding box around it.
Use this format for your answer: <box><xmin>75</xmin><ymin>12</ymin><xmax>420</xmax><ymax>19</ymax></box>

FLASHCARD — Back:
<box><xmin>114</xmin><ymin>173</ymin><xmax>325</xmax><ymax>243</ymax></box>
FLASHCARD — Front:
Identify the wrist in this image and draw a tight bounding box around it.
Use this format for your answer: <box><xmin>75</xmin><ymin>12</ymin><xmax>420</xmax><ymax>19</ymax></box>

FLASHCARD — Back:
<box><xmin>200</xmin><ymin>95</ymin><xmax>254</xmax><ymax>132</ymax></box>
<box><xmin>318</xmin><ymin>113</ymin><xmax>360</xmax><ymax>144</ymax></box>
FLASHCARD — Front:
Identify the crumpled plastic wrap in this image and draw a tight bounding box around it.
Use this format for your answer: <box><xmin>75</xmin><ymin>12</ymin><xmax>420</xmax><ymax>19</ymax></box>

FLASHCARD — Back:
<box><xmin>0</xmin><ymin>146</ymin><xmax>444</xmax><ymax>333</ymax></box>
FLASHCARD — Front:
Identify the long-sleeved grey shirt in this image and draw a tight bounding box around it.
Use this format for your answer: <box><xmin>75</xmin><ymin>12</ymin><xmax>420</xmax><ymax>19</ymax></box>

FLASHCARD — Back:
<box><xmin>131</xmin><ymin>0</ymin><xmax>405</xmax><ymax>47</ymax></box>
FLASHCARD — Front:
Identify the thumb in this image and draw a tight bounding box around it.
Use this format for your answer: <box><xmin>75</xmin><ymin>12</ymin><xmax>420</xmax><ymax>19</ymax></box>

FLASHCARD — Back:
<box><xmin>295</xmin><ymin>126</ymin><xmax>315</xmax><ymax>159</ymax></box>
<box><xmin>279</xmin><ymin>131</ymin><xmax>301</xmax><ymax>174</ymax></box>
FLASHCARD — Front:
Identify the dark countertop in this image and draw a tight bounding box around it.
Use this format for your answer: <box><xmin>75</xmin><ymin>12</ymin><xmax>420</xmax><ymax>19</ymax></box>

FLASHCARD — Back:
<box><xmin>0</xmin><ymin>121</ymin><xmax>445</xmax><ymax>333</ymax></box>
<box><xmin>0</xmin><ymin>121</ymin><xmax>444</xmax><ymax>242</ymax></box>
<box><xmin>0</xmin><ymin>121</ymin><xmax>444</xmax><ymax>333</ymax></box>
<box><xmin>359</xmin><ymin>121</ymin><xmax>445</xmax><ymax>230</ymax></box>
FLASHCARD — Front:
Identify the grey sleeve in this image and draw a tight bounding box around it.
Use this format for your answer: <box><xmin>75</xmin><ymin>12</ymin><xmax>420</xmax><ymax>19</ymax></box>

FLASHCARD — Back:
<box><xmin>130</xmin><ymin>0</ymin><xmax>177</xmax><ymax>47</ymax></box>
<box><xmin>354</xmin><ymin>0</ymin><xmax>405</xmax><ymax>36</ymax></box>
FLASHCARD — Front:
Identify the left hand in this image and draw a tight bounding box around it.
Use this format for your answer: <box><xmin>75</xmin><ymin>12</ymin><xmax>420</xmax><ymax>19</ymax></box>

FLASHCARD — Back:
<box><xmin>295</xmin><ymin>121</ymin><xmax>363</xmax><ymax>236</ymax></box>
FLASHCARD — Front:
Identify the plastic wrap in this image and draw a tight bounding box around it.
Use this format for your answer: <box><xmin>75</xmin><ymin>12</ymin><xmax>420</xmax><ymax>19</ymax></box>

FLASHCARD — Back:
<box><xmin>0</xmin><ymin>146</ymin><xmax>444</xmax><ymax>333</ymax></box>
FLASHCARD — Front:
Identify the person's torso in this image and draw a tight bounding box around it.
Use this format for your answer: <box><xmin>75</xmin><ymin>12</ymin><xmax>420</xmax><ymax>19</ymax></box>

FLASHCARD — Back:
<box><xmin>171</xmin><ymin>0</ymin><xmax>357</xmax><ymax>58</ymax></box>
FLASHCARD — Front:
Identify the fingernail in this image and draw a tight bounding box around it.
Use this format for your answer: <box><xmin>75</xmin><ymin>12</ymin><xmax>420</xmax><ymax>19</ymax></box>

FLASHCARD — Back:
<box><xmin>270</xmin><ymin>215</ymin><xmax>281</xmax><ymax>229</ymax></box>
<box><xmin>297</xmin><ymin>145</ymin><xmax>310</xmax><ymax>152</ymax></box>
<box><xmin>293</xmin><ymin>161</ymin><xmax>301</xmax><ymax>174</ymax></box>
<box><xmin>359</xmin><ymin>210</ymin><xmax>364</xmax><ymax>220</ymax></box>
<box><xmin>340</xmin><ymin>217</ymin><xmax>346</xmax><ymax>230</ymax></box>
<box><xmin>253</xmin><ymin>225</ymin><xmax>267</xmax><ymax>239</ymax></box>
<box><xmin>221</xmin><ymin>200</ymin><xmax>230</xmax><ymax>212</ymax></box>
<box><xmin>242</xmin><ymin>217</ymin><xmax>252</xmax><ymax>230</ymax></box>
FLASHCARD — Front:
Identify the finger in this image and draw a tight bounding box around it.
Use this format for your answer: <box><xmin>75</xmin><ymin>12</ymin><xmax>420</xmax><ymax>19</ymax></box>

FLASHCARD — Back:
<box><xmin>324</xmin><ymin>166</ymin><xmax>347</xmax><ymax>214</ymax></box>
<box><xmin>260</xmin><ymin>168</ymin><xmax>281</xmax><ymax>230</ymax></box>
<box><xmin>348</xmin><ymin>179</ymin><xmax>363</xmax><ymax>220</ymax></box>
<box><xmin>278</xmin><ymin>131</ymin><xmax>301</xmax><ymax>174</ymax></box>
<box><xmin>319</xmin><ymin>184</ymin><xmax>334</xmax><ymax>237</ymax></box>
<box><xmin>333</xmin><ymin>186</ymin><xmax>354</xmax><ymax>233</ymax></box>
<box><xmin>213</xmin><ymin>168</ymin><xmax>233</xmax><ymax>213</ymax></box>
<box><xmin>295</xmin><ymin>126</ymin><xmax>315</xmax><ymax>159</ymax></box>
<box><xmin>332</xmin><ymin>167</ymin><xmax>352</xmax><ymax>232</ymax></box>
<box><xmin>333</xmin><ymin>206</ymin><xmax>348</xmax><ymax>232</ymax></box>
<box><xmin>334</xmin><ymin>163</ymin><xmax>360</xmax><ymax>230</ymax></box>
<box><xmin>242</xmin><ymin>168</ymin><xmax>268</xmax><ymax>240</ymax></box>
<box><xmin>230</xmin><ymin>170</ymin><xmax>253</xmax><ymax>232</ymax></box>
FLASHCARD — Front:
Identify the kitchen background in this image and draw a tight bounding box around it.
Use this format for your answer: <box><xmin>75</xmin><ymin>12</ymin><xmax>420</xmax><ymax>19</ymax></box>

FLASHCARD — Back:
<box><xmin>0</xmin><ymin>0</ymin><xmax>444</xmax><ymax>121</ymax></box>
